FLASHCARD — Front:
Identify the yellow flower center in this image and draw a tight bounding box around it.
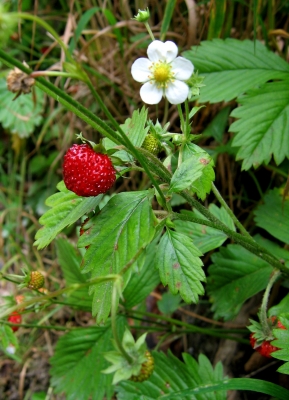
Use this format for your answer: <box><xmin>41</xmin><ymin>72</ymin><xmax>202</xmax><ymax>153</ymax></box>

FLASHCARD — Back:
<box><xmin>150</xmin><ymin>62</ymin><xmax>174</xmax><ymax>87</ymax></box>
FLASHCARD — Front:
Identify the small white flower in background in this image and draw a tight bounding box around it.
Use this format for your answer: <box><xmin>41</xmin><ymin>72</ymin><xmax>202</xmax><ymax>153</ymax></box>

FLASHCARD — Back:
<box><xmin>6</xmin><ymin>344</ymin><xmax>16</xmax><ymax>354</ymax></box>
<box><xmin>131</xmin><ymin>40</ymin><xmax>194</xmax><ymax>105</ymax></box>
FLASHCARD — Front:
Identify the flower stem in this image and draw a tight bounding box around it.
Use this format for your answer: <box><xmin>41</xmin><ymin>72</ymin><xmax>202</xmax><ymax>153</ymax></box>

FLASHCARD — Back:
<box><xmin>211</xmin><ymin>182</ymin><xmax>251</xmax><ymax>238</ymax></box>
<box><xmin>144</xmin><ymin>22</ymin><xmax>155</xmax><ymax>41</ymax></box>
<box><xmin>111</xmin><ymin>280</ymin><xmax>133</xmax><ymax>364</ymax></box>
<box><xmin>259</xmin><ymin>269</ymin><xmax>282</xmax><ymax>336</ymax></box>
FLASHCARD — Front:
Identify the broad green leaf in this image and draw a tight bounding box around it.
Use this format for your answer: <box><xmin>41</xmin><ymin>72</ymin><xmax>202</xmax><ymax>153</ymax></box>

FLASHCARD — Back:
<box><xmin>0</xmin><ymin>78</ymin><xmax>45</xmax><ymax>137</ymax></box>
<box><xmin>183</xmin><ymin>39</ymin><xmax>289</xmax><ymax>103</ymax></box>
<box><xmin>203</xmin><ymin>106</ymin><xmax>231</xmax><ymax>143</ymax></box>
<box><xmin>207</xmin><ymin>244</ymin><xmax>273</xmax><ymax>320</ymax></box>
<box><xmin>78</xmin><ymin>191</ymin><xmax>156</xmax><ymax>322</ymax></box>
<box><xmin>155</xmin><ymin>229</ymin><xmax>205</xmax><ymax>303</ymax></box>
<box><xmin>117</xmin><ymin>351</ymin><xmax>226</xmax><ymax>400</ymax></box>
<box><xmin>104</xmin><ymin>107</ymin><xmax>149</xmax><ymax>150</ymax></box>
<box><xmin>169</xmin><ymin>152</ymin><xmax>212</xmax><ymax>193</ymax></box>
<box><xmin>50</xmin><ymin>318</ymin><xmax>126</xmax><ymax>400</ymax></box>
<box><xmin>34</xmin><ymin>181</ymin><xmax>102</xmax><ymax>249</ymax></box>
<box><xmin>157</xmin><ymin>292</ymin><xmax>182</xmax><ymax>315</ymax></box>
<box><xmin>55</xmin><ymin>238</ymin><xmax>91</xmax><ymax>310</ymax></box>
<box><xmin>254</xmin><ymin>188</ymin><xmax>289</xmax><ymax>245</ymax></box>
<box><xmin>230</xmin><ymin>81</ymin><xmax>289</xmax><ymax>170</ymax></box>
<box><xmin>271</xmin><ymin>316</ymin><xmax>289</xmax><ymax>374</ymax></box>
<box><xmin>174</xmin><ymin>204</ymin><xmax>236</xmax><ymax>254</ymax></box>
<box><xmin>123</xmin><ymin>240</ymin><xmax>160</xmax><ymax>309</ymax></box>
<box><xmin>180</xmin><ymin>143</ymin><xmax>215</xmax><ymax>200</ymax></box>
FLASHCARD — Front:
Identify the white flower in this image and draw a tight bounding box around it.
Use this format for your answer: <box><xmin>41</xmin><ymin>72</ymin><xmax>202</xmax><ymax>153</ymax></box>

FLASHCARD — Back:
<box><xmin>131</xmin><ymin>40</ymin><xmax>194</xmax><ymax>105</ymax></box>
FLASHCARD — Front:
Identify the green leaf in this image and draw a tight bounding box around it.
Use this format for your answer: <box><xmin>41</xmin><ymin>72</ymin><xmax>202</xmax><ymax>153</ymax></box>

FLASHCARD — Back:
<box><xmin>50</xmin><ymin>318</ymin><xmax>126</xmax><ymax>400</ymax></box>
<box><xmin>207</xmin><ymin>244</ymin><xmax>273</xmax><ymax>320</ymax></box>
<box><xmin>69</xmin><ymin>7</ymin><xmax>100</xmax><ymax>54</ymax></box>
<box><xmin>0</xmin><ymin>78</ymin><xmax>45</xmax><ymax>137</ymax></box>
<box><xmin>117</xmin><ymin>351</ymin><xmax>226</xmax><ymax>400</ymax></box>
<box><xmin>123</xmin><ymin>240</ymin><xmax>160</xmax><ymax>309</ymax></box>
<box><xmin>230</xmin><ymin>81</ymin><xmax>289</xmax><ymax>170</ymax></box>
<box><xmin>174</xmin><ymin>204</ymin><xmax>236</xmax><ymax>254</ymax></box>
<box><xmin>55</xmin><ymin>238</ymin><xmax>91</xmax><ymax>310</ymax></box>
<box><xmin>203</xmin><ymin>106</ymin><xmax>231</xmax><ymax>143</ymax></box>
<box><xmin>169</xmin><ymin>152</ymin><xmax>212</xmax><ymax>193</ymax></box>
<box><xmin>105</xmin><ymin>107</ymin><xmax>149</xmax><ymax>150</ymax></box>
<box><xmin>157</xmin><ymin>292</ymin><xmax>182</xmax><ymax>315</ymax></box>
<box><xmin>183</xmin><ymin>39</ymin><xmax>289</xmax><ymax>103</ymax></box>
<box><xmin>155</xmin><ymin>229</ymin><xmax>205</xmax><ymax>303</ymax></box>
<box><xmin>78</xmin><ymin>191</ymin><xmax>156</xmax><ymax>323</ymax></box>
<box><xmin>254</xmin><ymin>188</ymin><xmax>289</xmax><ymax>245</ymax></box>
<box><xmin>271</xmin><ymin>316</ymin><xmax>289</xmax><ymax>374</ymax></box>
<box><xmin>34</xmin><ymin>181</ymin><xmax>102</xmax><ymax>249</ymax></box>
<box><xmin>181</xmin><ymin>143</ymin><xmax>215</xmax><ymax>200</ymax></box>
<box><xmin>269</xmin><ymin>295</ymin><xmax>289</xmax><ymax>318</ymax></box>
<box><xmin>160</xmin><ymin>0</ymin><xmax>177</xmax><ymax>41</ymax></box>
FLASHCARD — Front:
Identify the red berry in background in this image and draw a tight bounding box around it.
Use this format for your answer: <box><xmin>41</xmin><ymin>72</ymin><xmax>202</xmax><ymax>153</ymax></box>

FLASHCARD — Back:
<box><xmin>8</xmin><ymin>311</ymin><xmax>22</xmax><ymax>332</ymax></box>
<box><xmin>63</xmin><ymin>144</ymin><xmax>116</xmax><ymax>197</ymax></box>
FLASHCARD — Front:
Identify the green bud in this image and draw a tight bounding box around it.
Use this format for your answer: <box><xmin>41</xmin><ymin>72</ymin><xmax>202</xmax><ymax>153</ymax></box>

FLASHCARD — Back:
<box><xmin>133</xmin><ymin>8</ymin><xmax>150</xmax><ymax>23</ymax></box>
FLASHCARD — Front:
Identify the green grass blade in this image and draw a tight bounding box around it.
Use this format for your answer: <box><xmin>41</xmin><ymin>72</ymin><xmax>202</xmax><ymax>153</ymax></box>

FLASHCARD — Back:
<box><xmin>160</xmin><ymin>0</ymin><xmax>177</xmax><ymax>41</ymax></box>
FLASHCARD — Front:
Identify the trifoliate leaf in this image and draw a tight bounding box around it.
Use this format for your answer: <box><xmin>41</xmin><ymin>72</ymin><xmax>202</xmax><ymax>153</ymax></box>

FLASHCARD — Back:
<box><xmin>34</xmin><ymin>181</ymin><xmax>102</xmax><ymax>249</ymax></box>
<box><xmin>174</xmin><ymin>204</ymin><xmax>236</xmax><ymax>254</ymax></box>
<box><xmin>207</xmin><ymin>244</ymin><xmax>273</xmax><ymax>320</ymax></box>
<box><xmin>117</xmin><ymin>351</ymin><xmax>226</xmax><ymax>400</ymax></box>
<box><xmin>183</xmin><ymin>39</ymin><xmax>289</xmax><ymax>103</ymax></box>
<box><xmin>0</xmin><ymin>78</ymin><xmax>44</xmax><ymax>137</ymax></box>
<box><xmin>50</xmin><ymin>318</ymin><xmax>126</xmax><ymax>400</ymax></box>
<box><xmin>254</xmin><ymin>188</ymin><xmax>289</xmax><ymax>245</ymax></box>
<box><xmin>230</xmin><ymin>80</ymin><xmax>289</xmax><ymax>170</ymax></box>
<box><xmin>78</xmin><ymin>191</ymin><xmax>156</xmax><ymax>323</ymax></box>
<box><xmin>155</xmin><ymin>228</ymin><xmax>205</xmax><ymax>303</ymax></box>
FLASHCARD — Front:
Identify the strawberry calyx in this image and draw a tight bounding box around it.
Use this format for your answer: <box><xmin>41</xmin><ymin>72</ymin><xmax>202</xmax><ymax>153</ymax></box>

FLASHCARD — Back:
<box><xmin>248</xmin><ymin>315</ymin><xmax>286</xmax><ymax>358</ymax></box>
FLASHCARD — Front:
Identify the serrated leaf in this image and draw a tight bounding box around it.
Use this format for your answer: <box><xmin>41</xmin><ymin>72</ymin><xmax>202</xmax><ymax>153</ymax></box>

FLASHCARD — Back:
<box><xmin>271</xmin><ymin>316</ymin><xmax>289</xmax><ymax>374</ymax></box>
<box><xmin>183</xmin><ymin>39</ymin><xmax>289</xmax><ymax>103</ymax></box>
<box><xmin>254</xmin><ymin>188</ymin><xmax>289</xmax><ymax>244</ymax></box>
<box><xmin>34</xmin><ymin>181</ymin><xmax>102</xmax><ymax>249</ymax></box>
<box><xmin>269</xmin><ymin>295</ymin><xmax>289</xmax><ymax>318</ymax></box>
<box><xmin>123</xmin><ymin>240</ymin><xmax>160</xmax><ymax>309</ymax></box>
<box><xmin>78</xmin><ymin>191</ymin><xmax>156</xmax><ymax>323</ymax></box>
<box><xmin>155</xmin><ymin>229</ymin><xmax>205</xmax><ymax>303</ymax></box>
<box><xmin>117</xmin><ymin>351</ymin><xmax>226</xmax><ymax>400</ymax></box>
<box><xmin>169</xmin><ymin>152</ymin><xmax>212</xmax><ymax>193</ymax></box>
<box><xmin>181</xmin><ymin>143</ymin><xmax>215</xmax><ymax>200</ymax></box>
<box><xmin>50</xmin><ymin>318</ymin><xmax>126</xmax><ymax>400</ymax></box>
<box><xmin>0</xmin><ymin>78</ymin><xmax>45</xmax><ymax>137</ymax></box>
<box><xmin>207</xmin><ymin>244</ymin><xmax>273</xmax><ymax>320</ymax></box>
<box><xmin>174</xmin><ymin>204</ymin><xmax>236</xmax><ymax>254</ymax></box>
<box><xmin>104</xmin><ymin>107</ymin><xmax>149</xmax><ymax>150</ymax></box>
<box><xmin>230</xmin><ymin>81</ymin><xmax>289</xmax><ymax>170</ymax></box>
<box><xmin>55</xmin><ymin>238</ymin><xmax>91</xmax><ymax>310</ymax></box>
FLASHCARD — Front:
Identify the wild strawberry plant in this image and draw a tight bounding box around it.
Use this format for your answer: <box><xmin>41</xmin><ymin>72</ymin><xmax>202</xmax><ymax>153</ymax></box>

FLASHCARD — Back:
<box><xmin>1</xmin><ymin>4</ymin><xmax>289</xmax><ymax>399</ymax></box>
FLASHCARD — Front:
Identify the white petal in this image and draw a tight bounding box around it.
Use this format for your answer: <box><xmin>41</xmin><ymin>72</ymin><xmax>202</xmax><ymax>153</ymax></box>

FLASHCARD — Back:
<box><xmin>147</xmin><ymin>40</ymin><xmax>178</xmax><ymax>63</ymax></box>
<box><xmin>165</xmin><ymin>80</ymin><xmax>189</xmax><ymax>104</ymax></box>
<box><xmin>131</xmin><ymin>58</ymin><xmax>152</xmax><ymax>82</ymax></box>
<box><xmin>171</xmin><ymin>57</ymin><xmax>194</xmax><ymax>80</ymax></box>
<box><xmin>140</xmin><ymin>82</ymin><xmax>163</xmax><ymax>104</ymax></box>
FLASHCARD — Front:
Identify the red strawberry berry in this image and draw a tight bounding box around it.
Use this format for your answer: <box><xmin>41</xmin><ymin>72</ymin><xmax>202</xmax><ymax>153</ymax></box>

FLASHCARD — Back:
<box><xmin>63</xmin><ymin>144</ymin><xmax>116</xmax><ymax>197</ymax></box>
<box><xmin>8</xmin><ymin>311</ymin><xmax>22</xmax><ymax>332</ymax></box>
